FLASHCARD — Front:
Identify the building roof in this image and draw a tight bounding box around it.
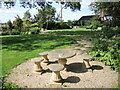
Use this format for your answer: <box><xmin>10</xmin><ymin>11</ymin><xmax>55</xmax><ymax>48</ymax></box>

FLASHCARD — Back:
<box><xmin>79</xmin><ymin>15</ymin><xmax>96</xmax><ymax>21</ymax></box>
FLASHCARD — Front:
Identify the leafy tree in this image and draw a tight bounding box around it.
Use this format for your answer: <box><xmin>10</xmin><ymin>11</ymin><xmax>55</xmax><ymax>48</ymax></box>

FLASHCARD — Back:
<box><xmin>7</xmin><ymin>20</ymin><xmax>13</xmax><ymax>31</ymax></box>
<box><xmin>67</xmin><ymin>20</ymin><xmax>73</xmax><ymax>28</ymax></box>
<box><xmin>36</xmin><ymin>5</ymin><xmax>56</xmax><ymax>30</ymax></box>
<box><xmin>14</xmin><ymin>15</ymin><xmax>23</xmax><ymax>32</ymax></box>
<box><xmin>89</xmin><ymin>2</ymin><xmax>120</xmax><ymax>26</ymax></box>
<box><xmin>23</xmin><ymin>10</ymin><xmax>31</xmax><ymax>20</ymax></box>
<box><xmin>23</xmin><ymin>19</ymin><xmax>31</xmax><ymax>34</ymax></box>
<box><xmin>1</xmin><ymin>1</ymin><xmax>81</xmax><ymax>22</ymax></box>
<box><xmin>2</xmin><ymin>1</ymin><xmax>15</xmax><ymax>8</ymax></box>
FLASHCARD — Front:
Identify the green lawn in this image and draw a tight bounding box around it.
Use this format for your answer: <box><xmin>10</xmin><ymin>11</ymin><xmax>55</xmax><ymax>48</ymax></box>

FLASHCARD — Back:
<box><xmin>1</xmin><ymin>29</ymin><xmax>119</xmax><ymax>88</ymax></box>
<box><xmin>1</xmin><ymin>29</ymin><xmax>100</xmax><ymax>77</ymax></box>
<box><xmin>1</xmin><ymin>34</ymin><xmax>75</xmax><ymax>77</ymax></box>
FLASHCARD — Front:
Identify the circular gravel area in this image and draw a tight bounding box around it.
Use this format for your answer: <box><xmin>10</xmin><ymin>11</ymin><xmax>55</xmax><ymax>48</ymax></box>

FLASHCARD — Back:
<box><xmin>5</xmin><ymin>40</ymin><xmax>118</xmax><ymax>88</ymax></box>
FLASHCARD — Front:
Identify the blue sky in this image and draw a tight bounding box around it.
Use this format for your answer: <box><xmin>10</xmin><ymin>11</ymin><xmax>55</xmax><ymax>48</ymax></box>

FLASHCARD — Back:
<box><xmin>0</xmin><ymin>0</ymin><xmax>94</xmax><ymax>23</ymax></box>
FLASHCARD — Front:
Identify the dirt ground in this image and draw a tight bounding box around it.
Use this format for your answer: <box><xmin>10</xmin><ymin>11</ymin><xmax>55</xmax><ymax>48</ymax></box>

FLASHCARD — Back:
<box><xmin>5</xmin><ymin>40</ymin><xmax>118</xmax><ymax>88</ymax></box>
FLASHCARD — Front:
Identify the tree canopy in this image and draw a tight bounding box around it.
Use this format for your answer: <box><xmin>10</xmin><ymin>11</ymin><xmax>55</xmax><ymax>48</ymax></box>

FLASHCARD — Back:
<box><xmin>36</xmin><ymin>4</ymin><xmax>56</xmax><ymax>29</ymax></box>
<box><xmin>89</xmin><ymin>2</ymin><xmax>120</xmax><ymax>26</ymax></box>
<box><xmin>0</xmin><ymin>1</ymin><xmax>81</xmax><ymax>11</ymax></box>
<box><xmin>23</xmin><ymin>10</ymin><xmax>31</xmax><ymax>20</ymax></box>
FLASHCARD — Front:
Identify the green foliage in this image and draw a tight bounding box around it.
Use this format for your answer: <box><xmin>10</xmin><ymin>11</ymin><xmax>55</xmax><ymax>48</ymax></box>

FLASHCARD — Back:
<box><xmin>101</xmin><ymin>26</ymin><xmax>119</xmax><ymax>38</ymax></box>
<box><xmin>11</xmin><ymin>31</ymin><xmax>20</xmax><ymax>35</ymax></box>
<box><xmin>37</xmin><ymin>5</ymin><xmax>56</xmax><ymax>29</ymax></box>
<box><xmin>30</xmin><ymin>27</ymin><xmax>40</xmax><ymax>34</ymax></box>
<box><xmin>23</xmin><ymin>10</ymin><xmax>31</xmax><ymax>19</ymax></box>
<box><xmin>89</xmin><ymin>2</ymin><xmax>120</xmax><ymax>26</ymax></box>
<box><xmin>3</xmin><ymin>82</ymin><xmax>19</xmax><ymax>89</ymax></box>
<box><xmin>66</xmin><ymin>20</ymin><xmax>74</xmax><ymax>28</ymax></box>
<box><xmin>86</xmin><ymin>25</ymin><xmax>92</xmax><ymax>29</ymax></box>
<box><xmin>47</xmin><ymin>20</ymin><xmax>71</xmax><ymax>30</ymax></box>
<box><xmin>1</xmin><ymin>31</ymin><xmax>20</xmax><ymax>35</ymax></box>
<box><xmin>91</xmin><ymin>20</ymin><xmax>102</xmax><ymax>29</ymax></box>
<box><xmin>23</xmin><ymin>19</ymin><xmax>31</xmax><ymax>34</ymax></box>
<box><xmin>89</xmin><ymin>39</ymin><xmax>120</xmax><ymax>71</ymax></box>
<box><xmin>7</xmin><ymin>20</ymin><xmax>13</xmax><ymax>31</ymax></box>
<box><xmin>1</xmin><ymin>26</ymin><xmax>8</xmax><ymax>31</ymax></box>
<box><xmin>31</xmin><ymin>23</ymin><xmax>38</xmax><ymax>27</ymax></box>
<box><xmin>55</xmin><ymin>21</ymin><xmax>70</xmax><ymax>29</ymax></box>
<box><xmin>89</xmin><ymin>27</ymin><xmax>120</xmax><ymax>71</ymax></box>
<box><xmin>2</xmin><ymin>33</ymin><xmax>75</xmax><ymax>76</ymax></box>
<box><xmin>60</xmin><ymin>2</ymin><xmax>81</xmax><ymax>11</ymax></box>
<box><xmin>14</xmin><ymin>16</ymin><xmax>23</xmax><ymax>32</ymax></box>
<box><xmin>80</xmin><ymin>26</ymin><xmax>88</xmax><ymax>28</ymax></box>
<box><xmin>47</xmin><ymin>20</ymin><xmax>56</xmax><ymax>30</ymax></box>
<box><xmin>1</xmin><ymin>31</ymin><xmax>10</xmax><ymax>35</ymax></box>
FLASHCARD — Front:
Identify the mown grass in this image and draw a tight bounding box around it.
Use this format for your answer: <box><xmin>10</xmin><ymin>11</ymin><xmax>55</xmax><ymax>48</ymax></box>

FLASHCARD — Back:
<box><xmin>1</xmin><ymin>29</ymin><xmax>101</xmax><ymax>77</ymax></box>
<box><xmin>1</xmin><ymin>29</ymin><xmax>119</xmax><ymax>88</ymax></box>
<box><xmin>1</xmin><ymin>34</ymin><xmax>75</xmax><ymax>77</ymax></box>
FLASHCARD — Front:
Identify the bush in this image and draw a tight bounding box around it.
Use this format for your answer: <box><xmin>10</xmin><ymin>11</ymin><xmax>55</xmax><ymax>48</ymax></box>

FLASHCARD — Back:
<box><xmin>3</xmin><ymin>82</ymin><xmax>19</xmax><ymax>89</ymax></box>
<box><xmin>80</xmin><ymin>26</ymin><xmax>88</xmax><ymax>28</ymax></box>
<box><xmin>1</xmin><ymin>26</ymin><xmax>8</xmax><ymax>31</ymax></box>
<box><xmin>47</xmin><ymin>21</ymin><xmax>56</xmax><ymax>30</ymax></box>
<box><xmin>91</xmin><ymin>20</ymin><xmax>102</xmax><ymax>29</ymax></box>
<box><xmin>86</xmin><ymin>25</ymin><xmax>92</xmax><ymax>29</ymax></box>
<box><xmin>89</xmin><ymin>38</ymin><xmax>120</xmax><ymax>71</ymax></box>
<box><xmin>55</xmin><ymin>21</ymin><xmax>70</xmax><ymax>29</ymax></box>
<box><xmin>89</xmin><ymin>26</ymin><xmax>120</xmax><ymax>71</ymax></box>
<box><xmin>30</xmin><ymin>27</ymin><xmax>40</xmax><ymax>34</ymax></box>
<box><xmin>102</xmin><ymin>26</ymin><xmax>119</xmax><ymax>38</ymax></box>
<box><xmin>31</xmin><ymin>23</ymin><xmax>38</xmax><ymax>27</ymax></box>
<box><xmin>1</xmin><ymin>31</ymin><xmax>10</xmax><ymax>35</ymax></box>
<box><xmin>1</xmin><ymin>30</ymin><xmax>20</xmax><ymax>35</ymax></box>
<box><xmin>11</xmin><ymin>31</ymin><xmax>20</xmax><ymax>35</ymax></box>
<box><xmin>92</xmin><ymin>25</ymin><xmax>98</xmax><ymax>29</ymax></box>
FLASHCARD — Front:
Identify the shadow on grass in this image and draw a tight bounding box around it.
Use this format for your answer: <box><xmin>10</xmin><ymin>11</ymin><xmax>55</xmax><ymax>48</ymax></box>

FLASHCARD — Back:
<box><xmin>2</xmin><ymin>30</ymin><xmax>101</xmax><ymax>51</ymax></box>
<box><xmin>2</xmin><ymin>34</ymin><xmax>75</xmax><ymax>51</ymax></box>
<box><xmin>49</xmin><ymin>30</ymin><xmax>101</xmax><ymax>35</ymax></box>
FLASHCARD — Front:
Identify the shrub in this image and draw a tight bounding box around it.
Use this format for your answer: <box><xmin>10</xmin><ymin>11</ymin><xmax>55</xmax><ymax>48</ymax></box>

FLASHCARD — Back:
<box><xmin>89</xmin><ymin>26</ymin><xmax>120</xmax><ymax>71</ymax></box>
<box><xmin>89</xmin><ymin>38</ymin><xmax>120</xmax><ymax>71</ymax></box>
<box><xmin>2</xmin><ymin>82</ymin><xmax>19</xmax><ymax>89</ymax></box>
<box><xmin>30</xmin><ymin>27</ymin><xmax>40</xmax><ymax>34</ymax></box>
<box><xmin>31</xmin><ymin>23</ymin><xmax>38</xmax><ymax>27</ymax></box>
<box><xmin>1</xmin><ymin>26</ymin><xmax>8</xmax><ymax>31</ymax></box>
<box><xmin>86</xmin><ymin>25</ymin><xmax>92</xmax><ymax>29</ymax></box>
<box><xmin>1</xmin><ymin>30</ymin><xmax>20</xmax><ymax>35</ymax></box>
<box><xmin>102</xmin><ymin>26</ymin><xmax>119</xmax><ymax>38</ymax></box>
<box><xmin>1</xmin><ymin>31</ymin><xmax>10</xmax><ymax>35</ymax></box>
<box><xmin>11</xmin><ymin>31</ymin><xmax>20</xmax><ymax>35</ymax></box>
<box><xmin>55</xmin><ymin>21</ymin><xmax>70</xmax><ymax>29</ymax></box>
<box><xmin>80</xmin><ymin>26</ymin><xmax>88</xmax><ymax>28</ymax></box>
<box><xmin>91</xmin><ymin>20</ymin><xmax>102</xmax><ymax>29</ymax></box>
<box><xmin>47</xmin><ymin>21</ymin><xmax>56</xmax><ymax>30</ymax></box>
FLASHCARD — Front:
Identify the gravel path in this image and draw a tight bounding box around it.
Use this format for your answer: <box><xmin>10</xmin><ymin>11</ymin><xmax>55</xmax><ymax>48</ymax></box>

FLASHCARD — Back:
<box><xmin>5</xmin><ymin>40</ymin><xmax>118</xmax><ymax>88</ymax></box>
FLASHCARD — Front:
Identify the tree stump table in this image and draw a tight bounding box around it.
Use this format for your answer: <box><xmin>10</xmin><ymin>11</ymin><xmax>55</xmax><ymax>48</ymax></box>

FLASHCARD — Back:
<box><xmin>48</xmin><ymin>49</ymin><xmax>76</xmax><ymax>71</ymax></box>
<box><xmin>39</xmin><ymin>52</ymin><xmax>49</xmax><ymax>63</ymax></box>
<box><xmin>32</xmin><ymin>57</ymin><xmax>44</xmax><ymax>73</ymax></box>
<box><xmin>48</xmin><ymin>49</ymin><xmax>76</xmax><ymax>64</ymax></box>
<box><xmin>48</xmin><ymin>64</ymin><xmax>64</xmax><ymax>84</ymax></box>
